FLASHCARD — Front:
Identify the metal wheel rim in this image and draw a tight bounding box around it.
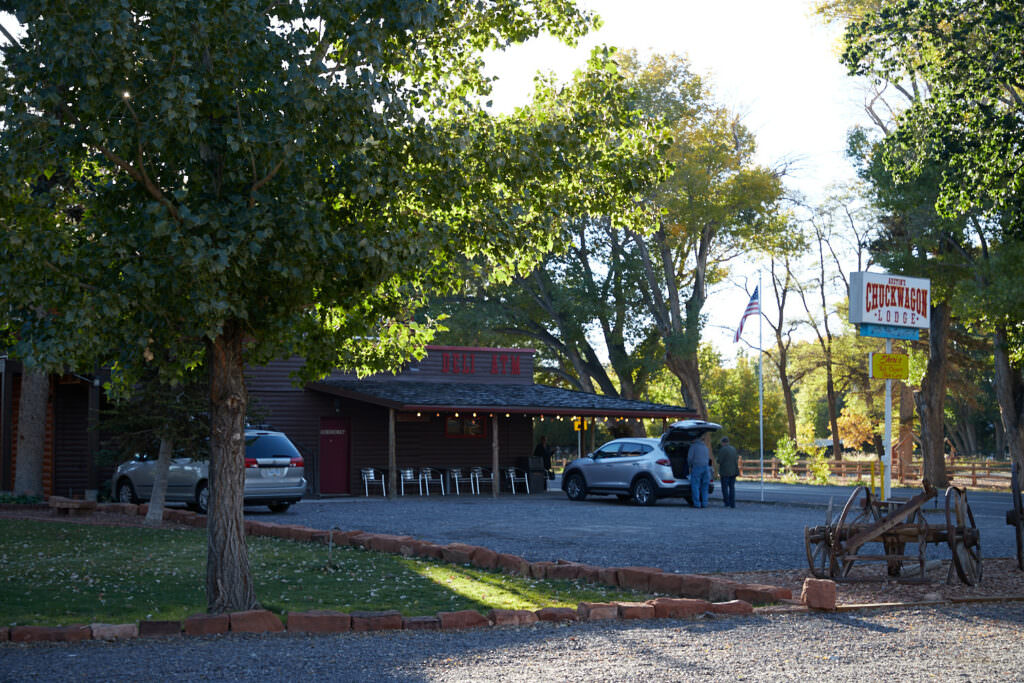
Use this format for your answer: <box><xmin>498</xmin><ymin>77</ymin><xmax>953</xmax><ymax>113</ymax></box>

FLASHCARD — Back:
<box><xmin>117</xmin><ymin>481</ymin><xmax>133</xmax><ymax>504</ymax></box>
<box><xmin>566</xmin><ymin>475</ymin><xmax>583</xmax><ymax>499</ymax></box>
<box><xmin>197</xmin><ymin>484</ymin><xmax>209</xmax><ymax>514</ymax></box>
<box><xmin>633</xmin><ymin>479</ymin><xmax>653</xmax><ymax>505</ymax></box>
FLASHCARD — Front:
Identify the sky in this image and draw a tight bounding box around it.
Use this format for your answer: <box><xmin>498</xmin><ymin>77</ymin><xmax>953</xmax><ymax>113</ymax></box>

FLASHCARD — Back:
<box><xmin>483</xmin><ymin>0</ymin><xmax>871</xmax><ymax>353</ymax></box>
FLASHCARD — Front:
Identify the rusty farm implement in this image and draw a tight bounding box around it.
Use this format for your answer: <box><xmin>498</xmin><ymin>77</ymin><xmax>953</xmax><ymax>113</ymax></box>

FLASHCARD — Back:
<box><xmin>804</xmin><ymin>483</ymin><xmax>981</xmax><ymax>585</ymax></box>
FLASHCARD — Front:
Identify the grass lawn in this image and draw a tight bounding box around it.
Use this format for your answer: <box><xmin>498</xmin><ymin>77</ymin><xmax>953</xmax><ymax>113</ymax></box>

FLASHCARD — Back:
<box><xmin>0</xmin><ymin>520</ymin><xmax>650</xmax><ymax>626</ymax></box>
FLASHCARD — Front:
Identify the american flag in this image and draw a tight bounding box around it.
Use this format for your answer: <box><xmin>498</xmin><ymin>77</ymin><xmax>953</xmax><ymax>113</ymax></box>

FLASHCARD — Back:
<box><xmin>734</xmin><ymin>286</ymin><xmax>760</xmax><ymax>343</ymax></box>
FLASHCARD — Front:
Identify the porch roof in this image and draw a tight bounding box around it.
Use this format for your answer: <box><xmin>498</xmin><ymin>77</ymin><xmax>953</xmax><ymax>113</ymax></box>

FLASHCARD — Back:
<box><xmin>308</xmin><ymin>379</ymin><xmax>696</xmax><ymax>420</ymax></box>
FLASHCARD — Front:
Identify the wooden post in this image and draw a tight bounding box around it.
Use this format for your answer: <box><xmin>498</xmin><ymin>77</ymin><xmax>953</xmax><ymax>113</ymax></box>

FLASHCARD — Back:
<box><xmin>491</xmin><ymin>415</ymin><xmax>499</xmax><ymax>498</ymax></box>
<box><xmin>387</xmin><ymin>408</ymin><xmax>397</xmax><ymax>499</ymax></box>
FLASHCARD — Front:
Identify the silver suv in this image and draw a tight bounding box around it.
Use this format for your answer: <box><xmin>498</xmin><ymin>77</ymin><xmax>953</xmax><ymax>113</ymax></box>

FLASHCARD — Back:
<box><xmin>113</xmin><ymin>429</ymin><xmax>307</xmax><ymax>513</ymax></box>
<box><xmin>560</xmin><ymin>420</ymin><xmax>721</xmax><ymax>506</ymax></box>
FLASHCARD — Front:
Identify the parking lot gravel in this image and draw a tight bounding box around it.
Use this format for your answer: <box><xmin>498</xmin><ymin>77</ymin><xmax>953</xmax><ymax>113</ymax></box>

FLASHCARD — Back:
<box><xmin>273</xmin><ymin>492</ymin><xmax>828</xmax><ymax>574</ymax></box>
<box><xmin>2</xmin><ymin>604</ymin><xmax>1023</xmax><ymax>682</ymax></box>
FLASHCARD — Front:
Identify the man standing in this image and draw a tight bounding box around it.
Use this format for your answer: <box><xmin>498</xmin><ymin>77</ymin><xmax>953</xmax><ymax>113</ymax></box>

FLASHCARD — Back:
<box><xmin>533</xmin><ymin>435</ymin><xmax>553</xmax><ymax>481</ymax></box>
<box><xmin>716</xmin><ymin>436</ymin><xmax>739</xmax><ymax>508</ymax></box>
<box><xmin>687</xmin><ymin>437</ymin><xmax>712</xmax><ymax>508</ymax></box>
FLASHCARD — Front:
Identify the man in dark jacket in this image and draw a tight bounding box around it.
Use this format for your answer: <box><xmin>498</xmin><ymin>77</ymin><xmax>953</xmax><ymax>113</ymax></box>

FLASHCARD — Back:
<box><xmin>716</xmin><ymin>436</ymin><xmax>739</xmax><ymax>508</ymax></box>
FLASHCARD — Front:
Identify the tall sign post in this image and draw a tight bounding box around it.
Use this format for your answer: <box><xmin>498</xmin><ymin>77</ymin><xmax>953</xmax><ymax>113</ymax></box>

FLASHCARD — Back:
<box><xmin>850</xmin><ymin>272</ymin><xmax>930</xmax><ymax>500</ymax></box>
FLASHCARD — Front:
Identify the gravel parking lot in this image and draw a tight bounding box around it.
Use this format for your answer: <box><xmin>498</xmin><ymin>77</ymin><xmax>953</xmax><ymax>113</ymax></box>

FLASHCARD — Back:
<box><xmin>3</xmin><ymin>605</ymin><xmax>1023</xmax><ymax>682</ymax></box>
<box><xmin>274</xmin><ymin>492</ymin><xmax>817</xmax><ymax>573</ymax></box>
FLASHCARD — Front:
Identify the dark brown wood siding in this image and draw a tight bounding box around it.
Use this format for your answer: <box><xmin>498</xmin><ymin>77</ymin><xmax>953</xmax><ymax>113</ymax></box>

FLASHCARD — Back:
<box><xmin>53</xmin><ymin>381</ymin><xmax>89</xmax><ymax>496</ymax></box>
<box><xmin>246</xmin><ymin>381</ymin><xmax>536</xmax><ymax>496</ymax></box>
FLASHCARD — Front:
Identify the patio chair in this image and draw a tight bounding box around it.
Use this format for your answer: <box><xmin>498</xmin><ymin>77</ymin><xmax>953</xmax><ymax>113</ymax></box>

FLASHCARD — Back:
<box><xmin>470</xmin><ymin>466</ymin><xmax>494</xmax><ymax>495</ymax></box>
<box><xmin>447</xmin><ymin>467</ymin><xmax>475</xmax><ymax>495</ymax></box>
<box><xmin>399</xmin><ymin>467</ymin><xmax>419</xmax><ymax>496</ymax></box>
<box><xmin>419</xmin><ymin>467</ymin><xmax>446</xmax><ymax>496</ymax></box>
<box><xmin>361</xmin><ymin>467</ymin><xmax>387</xmax><ymax>497</ymax></box>
<box><xmin>505</xmin><ymin>467</ymin><xmax>530</xmax><ymax>495</ymax></box>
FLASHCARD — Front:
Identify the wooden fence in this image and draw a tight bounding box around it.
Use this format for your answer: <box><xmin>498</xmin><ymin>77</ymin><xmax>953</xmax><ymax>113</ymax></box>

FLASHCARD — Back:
<box><xmin>551</xmin><ymin>455</ymin><xmax>1013</xmax><ymax>490</ymax></box>
<box><xmin>738</xmin><ymin>458</ymin><xmax>1013</xmax><ymax>490</ymax></box>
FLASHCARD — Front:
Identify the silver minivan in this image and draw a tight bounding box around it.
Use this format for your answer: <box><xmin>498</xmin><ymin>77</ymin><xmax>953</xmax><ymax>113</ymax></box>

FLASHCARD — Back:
<box><xmin>113</xmin><ymin>429</ymin><xmax>307</xmax><ymax>513</ymax></box>
<box><xmin>561</xmin><ymin>420</ymin><xmax>721</xmax><ymax>506</ymax></box>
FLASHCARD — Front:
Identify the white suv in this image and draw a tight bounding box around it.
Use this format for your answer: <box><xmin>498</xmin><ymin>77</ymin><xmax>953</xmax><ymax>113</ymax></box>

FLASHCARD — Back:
<box><xmin>560</xmin><ymin>420</ymin><xmax>721</xmax><ymax>506</ymax></box>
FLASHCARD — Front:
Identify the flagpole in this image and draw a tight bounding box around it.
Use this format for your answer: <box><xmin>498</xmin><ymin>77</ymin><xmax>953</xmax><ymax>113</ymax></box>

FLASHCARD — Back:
<box><xmin>758</xmin><ymin>271</ymin><xmax>765</xmax><ymax>503</ymax></box>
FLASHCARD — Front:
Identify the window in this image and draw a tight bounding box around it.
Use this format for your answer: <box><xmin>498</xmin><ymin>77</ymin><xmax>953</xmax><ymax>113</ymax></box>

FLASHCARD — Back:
<box><xmin>444</xmin><ymin>416</ymin><xmax>486</xmax><ymax>438</ymax></box>
<box><xmin>593</xmin><ymin>443</ymin><xmax>621</xmax><ymax>459</ymax></box>
<box><xmin>619</xmin><ymin>443</ymin><xmax>652</xmax><ymax>457</ymax></box>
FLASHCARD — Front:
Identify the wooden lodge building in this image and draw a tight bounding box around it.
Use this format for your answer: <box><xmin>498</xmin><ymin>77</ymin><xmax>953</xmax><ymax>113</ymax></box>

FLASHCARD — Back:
<box><xmin>1</xmin><ymin>346</ymin><xmax>697</xmax><ymax>498</ymax></box>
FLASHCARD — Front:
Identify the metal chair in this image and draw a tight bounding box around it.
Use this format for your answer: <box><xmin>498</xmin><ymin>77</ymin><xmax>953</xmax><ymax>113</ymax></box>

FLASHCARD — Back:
<box><xmin>505</xmin><ymin>467</ymin><xmax>530</xmax><ymax>495</ymax></box>
<box><xmin>399</xmin><ymin>468</ymin><xmax>419</xmax><ymax>496</ymax></box>
<box><xmin>419</xmin><ymin>467</ymin><xmax>446</xmax><ymax>496</ymax></box>
<box><xmin>447</xmin><ymin>467</ymin><xmax>475</xmax><ymax>495</ymax></box>
<box><xmin>361</xmin><ymin>467</ymin><xmax>386</xmax><ymax>497</ymax></box>
<box><xmin>470</xmin><ymin>466</ymin><xmax>494</xmax><ymax>495</ymax></box>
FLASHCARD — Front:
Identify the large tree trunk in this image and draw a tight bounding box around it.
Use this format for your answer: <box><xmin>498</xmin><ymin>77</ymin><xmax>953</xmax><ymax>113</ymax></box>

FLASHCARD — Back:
<box><xmin>13</xmin><ymin>369</ymin><xmax>49</xmax><ymax>498</ymax></box>
<box><xmin>914</xmin><ymin>302</ymin><xmax>950</xmax><ymax>487</ymax></box>
<box><xmin>824</xmin><ymin>350</ymin><xmax>841</xmax><ymax>457</ymax></box>
<box><xmin>993</xmin><ymin>324</ymin><xmax>1024</xmax><ymax>477</ymax></box>
<box><xmin>145</xmin><ymin>437</ymin><xmax>174</xmax><ymax>526</ymax></box>
<box><xmin>205</xmin><ymin>320</ymin><xmax>256</xmax><ymax>613</ymax></box>
<box><xmin>779</xmin><ymin>360</ymin><xmax>797</xmax><ymax>441</ymax></box>
<box><xmin>666</xmin><ymin>351</ymin><xmax>707</xmax><ymax>419</ymax></box>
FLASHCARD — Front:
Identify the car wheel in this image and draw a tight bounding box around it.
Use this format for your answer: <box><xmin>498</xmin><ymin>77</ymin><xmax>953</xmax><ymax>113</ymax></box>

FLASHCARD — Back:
<box><xmin>631</xmin><ymin>477</ymin><xmax>658</xmax><ymax>506</ymax></box>
<box><xmin>116</xmin><ymin>479</ymin><xmax>138</xmax><ymax>504</ymax></box>
<box><xmin>195</xmin><ymin>481</ymin><xmax>209</xmax><ymax>515</ymax></box>
<box><xmin>564</xmin><ymin>473</ymin><xmax>587</xmax><ymax>501</ymax></box>
<box><xmin>267</xmin><ymin>503</ymin><xmax>290</xmax><ymax>513</ymax></box>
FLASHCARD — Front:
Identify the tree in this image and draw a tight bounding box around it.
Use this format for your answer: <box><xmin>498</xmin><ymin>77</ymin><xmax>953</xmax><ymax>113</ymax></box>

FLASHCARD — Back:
<box><xmin>700</xmin><ymin>345</ymin><xmax>786</xmax><ymax>454</ymax></box>
<box><xmin>0</xmin><ymin>2</ymin><xmax>664</xmax><ymax>612</ymax></box>
<box><xmin>842</xmin><ymin>0</ymin><xmax>1024</xmax><ymax>476</ymax></box>
<box><xmin>102</xmin><ymin>365</ymin><xmax>209</xmax><ymax>525</ymax></box>
<box><xmin>438</xmin><ymin>51</ymin><xmax>790</xmax><ymax>421</ymax></box>
<box><xmin>12</xmin><ymin>368</ymin><xmax>47</xmax><ymax>497</ymax></box>
<box><xmin>438</xmin><ymin>215</ymin><xmax>664</xmax><ymax>411</ymax></box>
<box><xmin>622</xmin><ymin>53</ymin><xmax>787</xmax><ymax>417</ymax></box>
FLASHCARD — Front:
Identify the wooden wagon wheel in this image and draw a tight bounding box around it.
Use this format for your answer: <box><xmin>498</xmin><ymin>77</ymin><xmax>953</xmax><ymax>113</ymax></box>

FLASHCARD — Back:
<box><xmin>804</xmin><ymin>526</ymin><xmax>833</xmax><ymax>578</ymax></box>
<box><xmin>833</xmin><ymin>485</ymin><xmax>878</xmax><ymax>577</ymax></box>
<box><xmin>946</xmin><ymin>486</ymin><xmax>982</xmax><ymax>585</ymax></box>
<box><xmin>1011</xmin><ymin>463</ymin><xmax>1024</xmax><ymax>571</ymax></box>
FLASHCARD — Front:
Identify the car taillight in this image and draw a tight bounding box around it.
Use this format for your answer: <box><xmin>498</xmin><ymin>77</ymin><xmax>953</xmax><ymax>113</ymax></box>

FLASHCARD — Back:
<box><xmin>289</xmin><ymin>455</ymin><xmax>304</xmax><ymax>468</ymax></box>
<box><xmin>244</xmin><ymin>458</ymin><xmax>258</xmax><ymax>468</ymax></box>
<box><xmin>655</xmin><ymin>458</ymin><xmax>670</xmax><ymax>466</ymax></box>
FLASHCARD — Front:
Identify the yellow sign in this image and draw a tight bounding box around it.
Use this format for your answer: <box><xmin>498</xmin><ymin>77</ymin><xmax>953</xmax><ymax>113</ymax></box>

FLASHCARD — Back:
<box><xmin>573</xmin><ymin>418</ymin><xmax>583</xmax><ymax>431</ymax></box>
<box><xmin>870</xmin><ymin>352</ymin><xmax>909</xmax><ymax>380</ymax></box>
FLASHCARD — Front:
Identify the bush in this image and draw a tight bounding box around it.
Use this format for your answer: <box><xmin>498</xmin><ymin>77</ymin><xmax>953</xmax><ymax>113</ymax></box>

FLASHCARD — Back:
<box><xmin>775</xmin><ymin>437</ymin><xmax>799</xmax><ymax>482</ymax></box>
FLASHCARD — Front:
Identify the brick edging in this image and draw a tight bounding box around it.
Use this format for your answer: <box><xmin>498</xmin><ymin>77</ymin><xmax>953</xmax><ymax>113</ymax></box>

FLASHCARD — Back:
<box><xmin>3</xmin><ymin>502</ymin><xmax>796</xmax><ymax>643</ymax></box>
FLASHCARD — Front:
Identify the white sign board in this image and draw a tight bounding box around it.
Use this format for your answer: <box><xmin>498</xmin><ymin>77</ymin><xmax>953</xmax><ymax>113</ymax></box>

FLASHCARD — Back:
<box><xmin>849</xmin><ymin>272</ymin><xmax>931</xmax><ymax>330</ymax></box>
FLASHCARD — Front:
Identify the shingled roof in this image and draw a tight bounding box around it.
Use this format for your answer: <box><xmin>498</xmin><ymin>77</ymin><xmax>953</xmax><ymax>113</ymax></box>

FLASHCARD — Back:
<box><xmin>308</xmin><ymin>379</ymin><xmax>696</xmax><ymax>419</ymax></box>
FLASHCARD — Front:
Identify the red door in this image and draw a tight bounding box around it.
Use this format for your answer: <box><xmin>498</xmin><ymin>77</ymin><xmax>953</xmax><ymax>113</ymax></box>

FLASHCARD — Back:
<box><xmin>319</xmin><ymin>417</ymin><xmax>351</xmax><ymax>494</ymax></box>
